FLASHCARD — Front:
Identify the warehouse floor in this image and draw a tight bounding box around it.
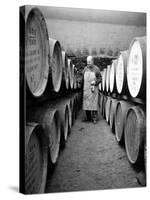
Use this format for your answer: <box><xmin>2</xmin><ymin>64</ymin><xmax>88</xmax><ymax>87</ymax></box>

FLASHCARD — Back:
<box><xmin>46</xmin><ymin>110</ymin><xmax>145</xmax><ymax>193</ymax></box>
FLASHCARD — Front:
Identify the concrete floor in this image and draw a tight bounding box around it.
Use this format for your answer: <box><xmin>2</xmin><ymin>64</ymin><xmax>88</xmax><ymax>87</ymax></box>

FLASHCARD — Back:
<box><xmin>46</xmin><ymin>110</ymin><xmax>145</xmax><ymax>193</ymax></box>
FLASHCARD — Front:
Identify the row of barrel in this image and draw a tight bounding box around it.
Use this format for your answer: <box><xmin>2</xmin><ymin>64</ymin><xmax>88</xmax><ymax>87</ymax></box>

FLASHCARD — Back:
<box><xmin>99</xmin><ymin>93</ymin><xmax>146</xmax><ymax>168</ymax></box>
<box><xmin>20</xmin><ymin>7</ymin><xmax>81</xmax><ymax>98</ymax></box>
<box><xmin>25</xmin><ymin>92</ymin><xmax>82</xmax><ymax>194</ymax></box>
<box><xmin>99</xmin><ymin>36</ymin><xmax>146</xmax><ymax>100</ymax></box>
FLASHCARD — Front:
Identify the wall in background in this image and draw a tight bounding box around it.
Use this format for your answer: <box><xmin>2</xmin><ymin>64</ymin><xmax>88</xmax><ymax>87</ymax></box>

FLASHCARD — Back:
<box><xmin>46</xmin><ymin>19</ymin><xmax>146</xmax><ymax>56</ymax></box>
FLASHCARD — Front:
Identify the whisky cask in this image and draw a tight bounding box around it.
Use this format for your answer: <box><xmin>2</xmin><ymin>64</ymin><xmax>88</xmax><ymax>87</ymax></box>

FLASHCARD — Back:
<box><xmin>127</xmin><ymin>36</ymin><xmax>146</xmax><ymax>99</ymax></box>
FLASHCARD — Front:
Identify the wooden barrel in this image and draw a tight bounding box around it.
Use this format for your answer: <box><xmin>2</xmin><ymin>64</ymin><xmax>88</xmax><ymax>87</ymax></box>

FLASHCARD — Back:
<box><xmin>25</xmin><ymin>8</ymin><xmax>50</xmax><ymax>97</ymax></box>
<box><xmin>98</xmin><ymin>93</ymin><xmax>101</xmax><ymax>115</ymax></box>
<box><xmin>73</xmin><ymin>67</ymin><xmax>77</xmax><ymax>89</ymax></box>
<box><xmin>101</xmin><ymin>94</ymin><xmax>104</xmax><ymax>116</ymax></box>
<box><xmin>109</xmin><ymin>98</ymin><xmax>118</xmax><ymax>130</ymax></box>
<box><xmin>106</xmin><ymin>65</ymin><xmax>111</xmax><ymax>92</ymax></box>
<box><xmin>27</xmin><ymin>107</ymin><xmax>61</xmax><ymax>164</ymax></box>
<box><xmin>98</xmin><ymin>83</ymin><xmax>102</xmax><ymax>91</ymax></box>
<box><xmin>71</xmin><ymin>97</ymin><xmax>76</xmax><ymax>126</ymax></box>
<box><xmin>109</xmin><ymin>59</ymin><xmax>117</xmax><ymax>93</ymax></box>
<box><xmin>73</xmin><ymin>94</ymin><xmax>79</xmax><ymax>119</ymax></box>
<box><xmin>67</xmin><ymin>59</ymin><xmax>71</xmax><ymax>89</ymax></box>
<box><xmin>58</xmin><ymin>104</ymin><xmax>69</xmax><ymax>147</ymax></box>
<box><xmin>100</xmin><ymin>71</ymin><xmax>103</xmax><ymax>83</ymax></box>
<box><xmin>38</xmin><ymin>97</ymin><xmax>70</xmax><ymax>147</ymax></box>
<box><xmin>67</xmin><ymin>99</ymin><xmax>73</xmax><ymax>129</ymax></box>
<box><xmin>68</xmin><ymin>59</ymin><xmax>74</xmax><ymax>89</ymax></box>
<box><xmin>105</xmin><ymin>97</ymin><xmax>112</xmax><ymax>123</ymax></box>
<box><xmin>124</xmin><ymin>106</ymin><xmax>146</xmax><ymax>164</ymax></box>
<box><xmin>71</xmin><ymin>64</ymin><xmax>75</xmax><ymax>89</ymax></box>
<box><xmin>99</xmin><ymin>93</ymin><xmax>104</xmax><ymax>114</ymax></box>
<box><xmin>49</xmin><ymin>38</ymin><xmax>63</xmax><ymax>92</ymax></box>
<box><xmin>62</xmin><ymin>51</ymin><xmax>69</xmax><ymax>90</ymax></box>
<box><xmin>73</xmin><ymin>77</ymin><xmax>77</xmax><ymax>89</ymax></box>
<box><xmin>101</xmin><ymin>95</ymin><xmax>105</xmax><ymax>117</ymax></box>
<box><xmin>127</xmin><ymin>36</ymin><xmax>146</xmax><ymax>99</ymax></box>
<box><xmin>102</xmin><ymin>95</ymin><xmax>107</xmax><ymax>118</ymax></box>
<box><xmin>115</xmin><ymin>101</ymin><xmax>134</xmax><ymax>143</ymax></box>
<box><xmin>67</xmin><ymin>94</ymin><xmax>78</xmax><ymax>128</ymax></box>
<box><xmin>98</xmin><ymin>91</ymin><xmax>101</xmax><ymax>119</ymax></box>
<box><xmin>100</xmin><ymin>71</ymin><xmax>103</xmax><ymax>92</ymax></box>
<box><xmin>116</xmin><ymin>50</ymin><xmax>129</xmax><ymax>94</ymax></box>
<box><xmin>102</xmin><ymin>69</ymin><xmax>106</xmax><ymax>92</ymax></box>
<box><xmin>25</xmin><ymin>123</ymin><xmax>48</xmax><ymax>194</ymax></box>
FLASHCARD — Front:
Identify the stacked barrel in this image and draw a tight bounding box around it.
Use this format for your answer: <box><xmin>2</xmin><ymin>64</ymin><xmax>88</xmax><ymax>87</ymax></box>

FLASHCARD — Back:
<box><xmin>99</xmin><ymin>36</ymin><xmax>146</xmax><ymax>167</ymax></box>
<box><xmin>25</xmin><ymin>8</ymin><xmax>81</xmax><ymax>99</ymax></box>
<box><xmin>21</xmin><ymin>7</ymin><xmax>82</xmax><ymax>194</ymax></box>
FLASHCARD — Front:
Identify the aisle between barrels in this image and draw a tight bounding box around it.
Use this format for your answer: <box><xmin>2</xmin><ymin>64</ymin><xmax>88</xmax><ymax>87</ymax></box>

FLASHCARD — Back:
<box><xmin>46</xmin><ymin>110</ymin><xmax>145</xmax><ymax>193</ymax></box>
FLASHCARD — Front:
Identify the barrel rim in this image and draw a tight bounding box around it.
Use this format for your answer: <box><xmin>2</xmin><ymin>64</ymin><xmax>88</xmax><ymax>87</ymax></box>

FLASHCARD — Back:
<box><xmin>115</xmin><ymin>102</ymin><xmax>123</xmax><ymax>142</ymax></box>
<box><xmin>127</xmin><ymin>36</ymin><xmax>146</xmax><ymax>98</ymax></box>
<box><xmin>70</xmin><ymin>60</ymin><xmax>74</xmax><ymax>89</ymax></box>
<box><xmin>25</xmin><ymin>7</ymin><xmax>50</xmax><ymax>97</ymax></box>
<box><xmin>25</xmin><ymin>123</ymin><xmax>48</xmax><ymax>194</ymax></box>
<box><xmin>109</xmin><ymin>59</ymin><xmax>117</xmax><ymax>93</ymax></box>
<box><xmin>58</xmin><ymin>103</ymin><xmax>69</xmax><ymax>142</ymax></box>
<box><xmin>105</xmin><ymin>97</ymin><xmax>112</xmax><ymax>122</ymax></box>
<box><xmin>116</xmin><ymin>53</ymin><xmax>124</xmax><ymax>94</ymax></box>
<box><xmin>49</xmin><ymin>110</ymin><xmax>61</xmax><ymax>164</ymax></box>
<box><xmin>124</xmin><ymin>105</ymin><xmax>146</xmax><ymax>164</ymax></box>
<box><xmin>68</xmin><ymin>58</ymin><xmax>74</xmax><ymax>89</ymax></box>
<box><xmin>106</xmin><ymin>65</ymin><xmax>111</xmax><ymax>92</ymax></box>
<box><xmin>64</xmin><ymin>104</ymin><xmax>69</xmax><ymax>140</ymax></box>
<box><xmin>49</xmin><ymin>38</ymin><xmax>63</xmax><ymax>92</ymax></box>
<box><xmin>62</xmin><ymin>51</ymin><xmax>69</xmax><ymax>89</ymax></box>
<box><xmin>102</xmin><ymin>68</ymin><xmax>106</xmax><ymax>91</ymax></box>
<box><xmin>109</xmin><ymin>98</ymin><xmax>118</xmax><ymax>130</ymax></box>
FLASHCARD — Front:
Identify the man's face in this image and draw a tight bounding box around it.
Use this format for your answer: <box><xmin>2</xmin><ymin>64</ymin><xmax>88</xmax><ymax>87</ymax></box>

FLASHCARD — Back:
<box><xmin>87</xmin><ymin>59</ymin><xmax>93</xmax><ymax>65</ymax></box>
<box><xmin>87</xmin><ymin>56</ymin><xmax>93</xmax><ymax>65</ymax></box>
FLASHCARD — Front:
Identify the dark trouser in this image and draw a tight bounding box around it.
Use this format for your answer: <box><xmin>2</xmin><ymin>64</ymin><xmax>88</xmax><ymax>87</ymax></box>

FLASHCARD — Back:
<box><xmin>86</xmin><ymin>110</ymin><xmax>97</xmax><ymax>121</ymax></box>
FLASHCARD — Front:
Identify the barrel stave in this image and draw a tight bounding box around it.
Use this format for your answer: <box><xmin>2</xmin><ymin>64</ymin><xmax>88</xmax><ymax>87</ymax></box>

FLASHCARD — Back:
<box><xmin>25</xmin><ymin>123</ymin><xmax>48</xmax><ymax>194</ymax></box>
<box><xmin>124</xmin><ymin>106</ymin><xmax>146</xmax><ymax>164</ymax></box>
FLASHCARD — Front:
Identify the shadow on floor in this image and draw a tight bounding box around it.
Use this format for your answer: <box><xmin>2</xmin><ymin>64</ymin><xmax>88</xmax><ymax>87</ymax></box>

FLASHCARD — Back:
<box><xmin>9</xmin><ymin>186</ymin><xmax>19</xmax><ymax>193</ymax></box>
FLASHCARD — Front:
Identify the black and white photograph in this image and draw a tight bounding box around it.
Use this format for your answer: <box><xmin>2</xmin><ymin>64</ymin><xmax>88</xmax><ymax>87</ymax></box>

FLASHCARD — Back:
<box><xmin>19</xmin><ymin>3</ymin><xmax>146</xmax><ymax>196</ymax></box>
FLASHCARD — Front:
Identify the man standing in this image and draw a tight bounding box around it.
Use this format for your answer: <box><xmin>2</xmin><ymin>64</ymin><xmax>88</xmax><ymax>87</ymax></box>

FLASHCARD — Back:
<box><xmin>83</xmin><ymin>56</ymin><xmax>102</xmax><ymax>124</ymax></box>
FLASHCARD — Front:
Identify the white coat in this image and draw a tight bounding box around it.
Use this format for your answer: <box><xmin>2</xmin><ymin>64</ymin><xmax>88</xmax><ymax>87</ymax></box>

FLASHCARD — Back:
<box><xmin>83</xmin><ymin>65</ymin><xmax>101</xmax><ymax>111</ymax></box>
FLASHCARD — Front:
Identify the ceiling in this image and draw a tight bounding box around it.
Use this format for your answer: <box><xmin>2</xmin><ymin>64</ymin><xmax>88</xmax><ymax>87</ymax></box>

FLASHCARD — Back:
<box><xmin>25</xmin><ymin>5</ymin><xmax>146</xmax><ymax>26</ymax></box>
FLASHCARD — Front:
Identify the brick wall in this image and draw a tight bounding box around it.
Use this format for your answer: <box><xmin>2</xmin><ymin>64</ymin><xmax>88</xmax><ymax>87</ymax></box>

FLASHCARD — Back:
<box><xmin>46</xmin><ymin>19</ymin><xmax>146</xmax><ymax>56</ymax></box>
